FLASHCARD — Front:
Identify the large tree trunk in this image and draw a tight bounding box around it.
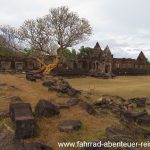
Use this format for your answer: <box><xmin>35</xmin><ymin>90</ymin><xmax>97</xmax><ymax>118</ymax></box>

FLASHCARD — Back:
<box><xmin>34</xmin><ymin>47</ymin><xmax>62</xmax><ymax>75</ymax></box>
<box><xmin>43</xmin><ymin>56</ymin><xmax>61</xmax><ymax>75</ymax></box>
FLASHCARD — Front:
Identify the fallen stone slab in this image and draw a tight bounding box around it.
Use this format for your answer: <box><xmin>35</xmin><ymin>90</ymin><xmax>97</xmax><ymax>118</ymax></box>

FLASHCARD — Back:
<box><xmin>66</xmin><ymin>98</ymin><xmax>80</xmax><ymax>107</ymax></box>
<box><xmin>57</xmin><ymin>103</ymin><xmax>70</xmax><ymax>109</ymax></box>
<box><xmin>128</xmin><ymin>97</ymin><xmax>147</xmax><ymax>107</ymax></box>
<box><xmin>120</xmin><ymin>116</ymin><xmax>136</xmax><ymax>129</ymax></box>
<box><xmin>136</xmin><ymin>114</ymin><xmax>150</xmax><ymax>125</ymax></box>
<box><xmin>26</xmin><ymin>73</ymin><xmax>36</xmax><ymax>82</ymax></box>
<box><xmin>22</xmin><ymin>142</ymin><xmax>53</xmax><ymax>150</ymax></box>
<box><xmin>94</xmin><ymin>97</ymin><xmax>113</xmax><ymax>107</ymax></box>
<box><xmin>105</xmin><ymin>127</ymin><xmax>133</xmax><ymax>139</ymax></box>
<box><xmin>9</xmin><ymin>103</ymin><xmax>36</xmax><ymax>139</ymax></box>
<box><xmin>57</xmin><ymin>98</ymin><xmax>80</xmax><ymax>109</ymax></box>
<box><xmin>58</xmin><ymin>120</ymin><xmax>81</xmax><ymax>132</ymax></box>
<box><xmin>67</xmin><ymin>88</ymin><xmax>80</xmax><ymax>96</ymax></box>
<box><xmin>120</xmin><ymin>110</ymin><xmax>148</xmax><ymax>122</ymax></box>
<box><xmin>44</xmin><ymin>78</ymin><xmax>80</xmax><ymax>96</ymax></box>
<box><xmin>35</xmin><ymin>99</ymin><xmax>60</xmax><ymax>117</ymax></box>
<box><xmin>80</xmin><ymin>101</ymin><xmax>97</xmax><ymax>115</ymax></box>
<box><xmin>48</xmin><ymin>86</ymin><xmax>58</xmax><ymax>92</ymax></box>
<box><xmin>42</xmin><ymin>79</ymin><xmax>57</xmax><ymax>87</ymax></box>
<box><xmin>134</xmin><ymin>127</ymin><xmax>150</xmax><ymax>138</ymax></box>
<box><xmin>33</xmin><ymin>73</ymin><xmax>43</xmax><ymax>79</ymax></box>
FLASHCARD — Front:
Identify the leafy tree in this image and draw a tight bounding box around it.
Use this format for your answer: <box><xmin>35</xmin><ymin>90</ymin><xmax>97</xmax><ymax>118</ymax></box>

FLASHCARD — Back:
<box><xmin>78</xmin><ymin>46</ymin><xmax>93</xmax><ymax>57</ymax></box>
<box><xmin>62</xmin><ymin>48</ymin><xmax>77</xmax><ymax>59</ymax></box>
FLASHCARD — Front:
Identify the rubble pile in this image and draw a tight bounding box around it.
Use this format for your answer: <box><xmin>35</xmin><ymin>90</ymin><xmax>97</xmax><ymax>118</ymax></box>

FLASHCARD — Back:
<box><xmin>43</xmin><ymin>77</ymin><xmax>80</xmax><ymax>96</ymax></box>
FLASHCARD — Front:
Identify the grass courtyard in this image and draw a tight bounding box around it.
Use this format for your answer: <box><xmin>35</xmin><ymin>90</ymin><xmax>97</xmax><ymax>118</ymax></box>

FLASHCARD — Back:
<box><xmin>67</xmin><ymin>76</ymin><xmax>150</xmax><ymax>99</ymax></box>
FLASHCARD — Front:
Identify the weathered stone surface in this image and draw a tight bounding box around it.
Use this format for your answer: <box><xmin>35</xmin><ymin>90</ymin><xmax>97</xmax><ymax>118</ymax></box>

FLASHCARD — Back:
<box><xmin>136</xmin><ymin>114</ymin><xmax>150</xmax><ymax>125</ymax></box>
<box><xmin>35</xmin><ymin>99</ymin><xmax>60</xmax><ymax>117</ymax></box>
<box><xmin>80</xmin><ymin>101</ymin><xmax>96</xmax><ymax>115</ymax></box>
<box><xmin>128</xmin><ymin>97</ymin><xmax>147</xmax><ymax>107</ymax></box>
<box><xmin>134</xmin><ymin>127</ymin><xmax>150</xmax><ymax>138</ymax></box>
<box><xmin>120</xmin><ymin>110</ymin><xmax>148</xmax><ymax>122</ymax></box>
<box><xmin>9</xmin><ymin>96</ymin><xmax>22</xmax><ymax>102</ymax></box>
<box><xmin>26</xmin><ymin>73</ymin><xmax>36</xmax><ymax>82</ymax></box>
<box><xmin>44</xmin><ymin>78</ymin><xmax>80</xmax><ymax>96</ymax></box>
<box><xmin>57</xmin><ymin>103</ymin><xmax>70</xmax><ymax>109</ymax></box>
<box><xmin>66</xmin><ymin>98</ymin><xmax>80</xmax><ymax>107</ymax></box>
<box><xmin>67</xmin><ymin>88</ymin><xmax>79</xmax><ymax>96</ymax></box>
<box><xmin>0</xmin><ymin>127</ymin><xmax>22</xmax><ymax>150</ymax></box>
<box><xmin>58</xmin><ymin>120</ymin><xmax>81</xmax><ymax>132</ymax></box>
<box><xmin>48</xmin><ymin>86</ymin><xmax>58</xmax><ymax>92</ymax></box>
<box><xmin>94</xmin><ymin>97</ymin><xmax>113</xmax><ymax>109</ymax></box>
<box><xmin>57</xmin><ymin>98</ymin><xmax>80</xmax><ymax>110</ymax></box>
<box><xmin>9</xmin><ymin>103</ymin><xmax>36</xmax><ymax>139</ymax></box>
<box><xmin>33</xmin><ymin>73</ymin><xmax>43</xmax><ymax>79</ymax></box>
<box><xmin>120</xmin><ymin>116</ymin><xmax>135</xmax><ymax>129</ymax></box>
<box><xmin>105</xmin><ymin>127</ymin><xmax>133</xmax><ymax>138</ymax></box>
<box><xmin>23</xmin><ymin>143</ymin><xmax>53</xmax><ymax>150</ymax></box>
<box><xmin>43</xmin><ymin>79</ymin><xmax>56</xmax><ymax>87</ymax></box>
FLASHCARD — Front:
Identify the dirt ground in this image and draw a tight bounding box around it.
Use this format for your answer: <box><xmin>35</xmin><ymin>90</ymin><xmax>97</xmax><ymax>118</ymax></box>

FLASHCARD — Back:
<box><xmin>0</xmin><ymin>74</ymin><xmax>150</xmax><ymax>150</ymax></box>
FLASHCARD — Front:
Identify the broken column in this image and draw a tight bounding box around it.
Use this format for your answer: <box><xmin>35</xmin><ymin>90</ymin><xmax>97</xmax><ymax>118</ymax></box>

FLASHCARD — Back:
<box><xmin>9</xmin><ymin>103</ymin><xmax>36</xmax><ymax>139</ymax></box>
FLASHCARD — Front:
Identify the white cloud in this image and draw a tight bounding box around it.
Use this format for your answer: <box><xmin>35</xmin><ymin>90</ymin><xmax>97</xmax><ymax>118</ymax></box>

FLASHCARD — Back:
<box><xmin>0</xmin><ymin>0</ymin><xmax>150</xmax><ymax>60</ymax></box>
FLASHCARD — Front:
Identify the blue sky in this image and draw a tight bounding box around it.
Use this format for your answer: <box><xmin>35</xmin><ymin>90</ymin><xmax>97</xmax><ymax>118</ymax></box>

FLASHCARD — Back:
<box><xmin>0</xmin><ymin>0</ymin><xmax>150</xmax><ymax>60</ymax></box>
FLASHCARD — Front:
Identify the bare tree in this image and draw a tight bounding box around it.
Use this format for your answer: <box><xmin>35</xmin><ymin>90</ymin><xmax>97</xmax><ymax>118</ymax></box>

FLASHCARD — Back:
<box><xmin>40</xmin><ymin>6</ymin><xmax>92</xmax><ymax>75</ymax></box>
<box><xmin>46</xmin><ymin>6</ymin><xmax>92</xmax><ymax>54</ymax></box>
<box><xmin>19</xmin><ymin>17</ymin><xmax>56</xmax><ymax>56</ymax></box>
<box><xmin>0</xmin><ymin>25</ymin><xmax>21</xmax><ymax>51</ymax></box>
<box><xmin>1</xmin><ymin>6</ymin><xmax>92</xmax><ymax>75</ymax></box>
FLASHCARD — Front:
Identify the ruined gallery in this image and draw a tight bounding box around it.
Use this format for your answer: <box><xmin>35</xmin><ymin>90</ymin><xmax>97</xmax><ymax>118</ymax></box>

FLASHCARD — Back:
<box><xmin>0</xmin><ymin>42</ymin><xmax>148</xmax><ymax>76</ymax></box>
<box><xmin>57</xmin><ymin>42</ymin><xmax>148</xmax><ymax>76</ymax></box>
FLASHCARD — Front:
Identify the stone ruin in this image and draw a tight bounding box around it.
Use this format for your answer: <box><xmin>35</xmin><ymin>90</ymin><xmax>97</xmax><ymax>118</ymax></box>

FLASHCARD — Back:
<box><xmin>42</xmin><ymin>77</ymin><xmax>80</xmax><ymax>96</ymax></box>
<box><xmin>35</xmin><ymin>99</ymin><xmax>60</xmax><ymax>117</ymax></box>
<box><xmin>0</xmin><ymin>56</ymin><xmax>38</xmax><ymax>72</ymax></box>
<box><xmin>56</xmin><ymin>42</ymin><xmax>148</xmax><ymax>77</ymax></box>
<box><xmin>6</xmin><ymin>89</ymin><xmax>150</xmax><ymax>149</ymax></box>
<box><xmin>9</xmin><ymin>103</ymin><xmax>36</xmax><ymax>139</ymax></box>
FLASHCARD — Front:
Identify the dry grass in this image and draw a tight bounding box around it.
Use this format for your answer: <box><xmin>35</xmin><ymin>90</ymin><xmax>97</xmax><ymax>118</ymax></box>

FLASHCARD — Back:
<box><xmin>0</xmin><ymin>74</ymin><xmax>150</xmax><ymax>150</ymax></box>
<box><xmin>66</xmin><ymin>76</ymin><xmax>150</xmax><ymax>99</ymax></box>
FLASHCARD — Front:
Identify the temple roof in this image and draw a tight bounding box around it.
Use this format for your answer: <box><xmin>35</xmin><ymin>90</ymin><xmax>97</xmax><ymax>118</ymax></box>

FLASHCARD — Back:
<box><xmin>104</xmin><ymin>45</ymin><xmax>111</xmax><ymax>54</ymax></box>
<box><xmin>94</xmin><ymin>42</ymin><xmax>101</xmax><ymax>50</ymax></box>
<box><xmin>137</xmin><ymin>51</ymin><xmax>147</xmax><ymax>61</ymax></box>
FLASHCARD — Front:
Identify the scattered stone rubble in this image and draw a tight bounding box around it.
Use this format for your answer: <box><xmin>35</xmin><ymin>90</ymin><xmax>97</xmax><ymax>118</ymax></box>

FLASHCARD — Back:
<box><xmin>3</xmin><ymin>77</ymin><xmax>150</xmax><ymax>150</ymax></box>
<box><xmin>58</xmin><ymin>120</ymin><xmax>82</xmax><ymax>132</ymax></box>
<box><xmin>128</xmin><ymin>97</ymin><xmax>147</xmax><ymax>107</ymax></box>
<box><xmin>35</xmin><ymin>99</ymin><xmax>60</xmax><ymax>117</ymax></box>
<box><xmin>57</xmin><ymin>98</ymin><xmax>80</xmax><ymax>109</ymax></box>
<box><xmin>79</xmin><ymin>101</ymin><xmax>97</xmax><ymax>115</ymax></box>
<box><xmin>43</xmin><ymin>77</ymin><xmax>80</xmax><ymax>96</ymax></box>
<box><xmin>26</xmin><ymin>72</ymin><xmax>42</xmax><ymax>81</ymax></box>
<box><xmin>26</xmin><ymin>72</ymin><xmax>36</xmax><ymax>82</ymax></box>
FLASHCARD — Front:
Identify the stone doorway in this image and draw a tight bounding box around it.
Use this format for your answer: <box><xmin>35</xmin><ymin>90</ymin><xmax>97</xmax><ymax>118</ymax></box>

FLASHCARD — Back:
<box><xmin>105</xmin><ymin>64</ymin><xmax>111</xmax><ymax>73</ymax></box>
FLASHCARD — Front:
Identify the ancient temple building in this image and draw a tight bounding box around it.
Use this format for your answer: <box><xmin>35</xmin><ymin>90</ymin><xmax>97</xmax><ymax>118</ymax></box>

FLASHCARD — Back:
<box><xmin>57</xmin><ymin>42</ymin><xmax>148</xmax><ymax>76</ymax></box>
<box><xmin>0</xmin><ymin>56</ymin><xmax>38</xmax><ymax>72</ymax></box>
<box><xmin>0</xmin><ymin>42</ymin><xmax>148</xmax><ymax>76</ymax></box>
